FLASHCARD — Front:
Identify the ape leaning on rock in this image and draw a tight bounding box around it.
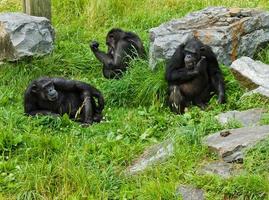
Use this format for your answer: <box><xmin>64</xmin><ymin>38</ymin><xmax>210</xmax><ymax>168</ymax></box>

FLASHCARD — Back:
<box><xmin>90</xmin><ymin>28</ymin><xmax>146</xmax><ymax>79</ymax></box>
<box><xmin>24</xmin><ymin>77</ymin><xmax>105</xmax><ymax>125</ymax></box>
<box><xmin>165</xmin><ymin>38</ymin><xmax>225</xmax><ymax>114</ymax></box>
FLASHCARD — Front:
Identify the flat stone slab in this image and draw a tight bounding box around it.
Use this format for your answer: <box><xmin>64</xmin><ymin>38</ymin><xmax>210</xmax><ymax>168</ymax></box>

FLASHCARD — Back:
<box><xmin>203</xmin><ymin>125</ymin><xmax>269</xmax><ymax>163</ymax></box>
<box><xmin>176</xmin><ymin>185</ymin><xmax>204</xmax><ymax>200</ymax></box>
<box><xmin>200</xmin><ymin>161</ymin><xmax>241</xmax><ymax>178</ymax></box>
<box><xmin>149</xmin><ymin>7</ymin><xmax>269</xmax><ymax>68</ymax></box>
<box><xmin>0</xmin><ymin>12</ymin><xmax>55</xmax><ymax>61</ymax></box>
<box><xmin>216</xmin><ymin>108</ymin><xmax>265</xmax><ymax>127</ymax></box>
<box><xmin>125</xmin><ymin>140</ymin><xmax>173</xmax><ymax>175</ymax></box>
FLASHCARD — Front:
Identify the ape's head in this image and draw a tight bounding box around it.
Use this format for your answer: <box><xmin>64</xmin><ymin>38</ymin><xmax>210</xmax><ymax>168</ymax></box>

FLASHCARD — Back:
<box><xmin>31</xmin><ymin>78</ymin><xmax>58</xmax><ymax>102</ymax></box>
<box><xmin>106</xmin><ymin>28</ymin><xmax>125</xmax><ymax>51</ymax></box>
<box><xmin>183</xmin><ymin>39</ymin><xmax>205</xmax><ymax>70</ymax></box>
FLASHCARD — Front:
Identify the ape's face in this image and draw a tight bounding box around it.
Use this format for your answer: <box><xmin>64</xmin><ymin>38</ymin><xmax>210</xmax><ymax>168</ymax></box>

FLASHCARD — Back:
<box><xmin>184</xmin><ymin>50</ymin><xmax>200</xmax><ymax>70</ymax></box>
<box><xmin>183</xmin><ymin>40</ymin><xmax>205</xmax><ymax>70</ymax></box>
<box><xmin>32</xmin><ymin>80</ymin><xmax>58</xmax><ymax>102</ymax></box>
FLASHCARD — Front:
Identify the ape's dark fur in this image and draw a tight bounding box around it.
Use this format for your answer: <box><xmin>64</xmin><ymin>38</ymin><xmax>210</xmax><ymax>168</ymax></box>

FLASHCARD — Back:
<box><xmin>24</xmin><ymin>77</ymin><xmax>105</xmax><ymax>124</ymax></box>
<box><xmin>90</xmin><ymin>28</ymin><xmax>146</xmax><ymax>79</ymax></box>
<box><xmin>165</xmin><ymin>38</ymin><xmax>225</xmax><ymax>114</ymax></box>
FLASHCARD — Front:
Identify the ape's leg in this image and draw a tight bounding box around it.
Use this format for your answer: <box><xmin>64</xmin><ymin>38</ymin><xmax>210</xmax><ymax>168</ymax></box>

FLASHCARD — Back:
<box><xmin>91</xmin><ymin>97</ymin><xmax>103</xmax><ymax>122</ymax></box>
<box><xmin>209</xmin><ymin>71</ymin><xmax>225</xmax><ymax>104</ymax></box>
<box><xmin>193</xmin><ymin>85</ymin><xmax>211</xmax><ymax>110</ymax></box>
<box><xmin>169</xmin><ymin>85</ymin><xmax>186</xmax><ymax>114</ymax></box>
<box><xmin>80</xmin><ymin>93</ymin><xmax>94</xmax><ymax>124</ymax></box>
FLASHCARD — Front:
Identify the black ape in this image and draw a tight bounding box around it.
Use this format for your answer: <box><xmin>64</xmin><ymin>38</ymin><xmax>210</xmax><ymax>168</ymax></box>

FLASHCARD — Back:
<box><xmin>24</xmin><ymin>77</ymin><xmax>105</xmax><ymax>124</ymax></box>
<box><xmin>165</xmin><ymin>38</ymin><xmax>225</xmax><ymax>114</ymax></box>
<box><xmin>90</xmin><ymin>28</ymin><xmax>146</xmax><ymax>79</ymax></box>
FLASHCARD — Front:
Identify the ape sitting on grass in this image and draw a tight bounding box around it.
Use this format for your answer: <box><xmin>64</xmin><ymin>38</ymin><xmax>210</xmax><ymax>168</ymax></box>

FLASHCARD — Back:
<box><xmin>90</xmin><ymin>28</ymin><xmax>146</xmax><ymax>79</ymax></box>
<box><xmin>165</xmin><ymin>38</ymin><xmax>225</xmax><ymax>114</ymax></box>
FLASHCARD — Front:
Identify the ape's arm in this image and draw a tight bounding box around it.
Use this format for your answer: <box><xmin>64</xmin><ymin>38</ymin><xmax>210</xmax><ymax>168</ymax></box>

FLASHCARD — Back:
<box><xmin>52</xmin><ymin>78</ymin><xmax>104</xmax><ymax>114</ymax></box>
<box><xmin>90</xmin><ymin>41</ymin><xmax>130</xmax><ymax>69</ymax></box>
<box><xmin>203</xmin><ymin>46</ymin><xmax>225</xmax><ymax>103</ymax></box>
<box><xmin>166</xmin><ymin>67</ymin><xmax>199</xmax><ymax>84</ymax></box>
<box><xmin>24</xmin><ymin>90</ymin><xmax>58</xmax><ymax>116</ymax></box>
<box><xmin>165</xmin><ymin>44</ymin><xmax>199</xmax><ymax>84</ymax></box>
<box><xmin>90</xmin><ymin>40</ymin><xmax>133</xmax><ymax>79</ymax></box>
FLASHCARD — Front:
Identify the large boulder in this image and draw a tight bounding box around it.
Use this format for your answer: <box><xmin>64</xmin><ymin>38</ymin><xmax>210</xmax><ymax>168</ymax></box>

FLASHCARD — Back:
<box><xmin>0</xmin><ymin>12</ymin><xmax>55</xmax><ymax>61</ymax></box>
<box><xmin>149</xmin><ymin>7</ymin><xmax>269</xmax><ymax>68</ymax></box>
<box><xmin>231</xmin><ymin>57</ymin><xmax>269</xmax><ymax>97</ymax></box>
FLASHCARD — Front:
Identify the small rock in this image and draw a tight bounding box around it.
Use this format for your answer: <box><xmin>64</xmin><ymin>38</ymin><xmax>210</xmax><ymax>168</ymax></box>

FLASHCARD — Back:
<box><xmin>216</xmin><ymin>108</ymin><xmax>265</xmax><ymax>127</ymax></box>
<box><xmin>200</xmin><ymin>161</ymin><xmax>238</xmax><ymax>178</ymax></box>
<box><xmin>125</xmin><ymin>139</ymin><xmax>174</xmax><ymax>175</ymax></box>
<box><xmin>220</xmin><ymin>130</ymin><xmax>232</xmax><ymax>137</ymax></box>
<box><xmin>229</xmin><ymin>8</ymin><xmax>242</xmax><ymax>17</ymax></box>
<box><xmin>203</xmin><ymin>125</ymin><xmax>269</xmax><ymax>163</ymax></box>
<box><xmin>0</xmin><ymin>12</ymin><xmax>55</xmax><ymax>61</ymax></box>
<box><xmin>176</xmin><ymin>185</ymin><xmax>204</xmax><ymax>200</ymax></box>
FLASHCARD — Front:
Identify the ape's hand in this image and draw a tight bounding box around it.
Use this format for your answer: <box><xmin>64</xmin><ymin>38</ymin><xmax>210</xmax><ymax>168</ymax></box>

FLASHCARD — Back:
<box><xmin>196</xmin><ymin>56</ymin><xmax>206</xmax><ymax>72</ymax></box>
<box><xmin>90</xmin><ymin>41</ymin><xmax>99</xmax><ymax>51</ymax></box>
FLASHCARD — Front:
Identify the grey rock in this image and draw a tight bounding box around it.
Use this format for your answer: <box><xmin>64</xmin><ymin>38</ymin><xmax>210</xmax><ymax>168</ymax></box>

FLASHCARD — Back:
<box><xmin>0</xmin><ymin>12</ymin><xmax>55</xmax><ymax>61</ymax></box>
<box><xmin>244</xmin><ymin>86</ymin><xmax>269</xmax><ymax>98</ymax></box>
<box><xmin>149</xmin><ymin>7</ymin><xmax>269</xmax><ymax>68</ymax></box>
<box><xmin>203</xmin><ymin>125</ymin><xmax>269</xmax><ymax>162</ymax></box>
<box><xmin>231</xmin><ymin>57</ymin><xmax>269</xmax><ymax>97</ymax></box>
<box><xmin>200</xmin><ymin>161</ymin><xmax>234</xmax><ymax>178</ymax></box>
<box><xmin>216</xmin><ymin>108</ymin><xmax>265</xmax><ymax>127</ymax></box>
<box><xmin>176</xmin><ymin>185</ymin><xmax>204</xmax><ymax>200</ymax></box>
<box><xmin>125</xmin><ymin>140</ymin><xmax>173</xmax><ymax>175</ymax></box>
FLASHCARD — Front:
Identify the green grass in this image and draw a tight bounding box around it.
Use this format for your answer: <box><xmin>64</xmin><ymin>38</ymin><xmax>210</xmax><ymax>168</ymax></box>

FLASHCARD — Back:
<box><xmin>1</xmin><ymin>0</ymin><xmax>269</xmax><ymax>199</ymax></box>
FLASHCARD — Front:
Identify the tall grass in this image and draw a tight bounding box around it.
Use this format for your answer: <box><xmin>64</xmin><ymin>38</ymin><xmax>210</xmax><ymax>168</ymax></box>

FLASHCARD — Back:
<box><xmin>100</xmin><ymin>59</ymin><xmax>167</xmax><ymax>107</ymax></box>
<box><xmin>52</xmin><ymin>0</ymin><xmax>269</xmax><ymax>29</ymax></box>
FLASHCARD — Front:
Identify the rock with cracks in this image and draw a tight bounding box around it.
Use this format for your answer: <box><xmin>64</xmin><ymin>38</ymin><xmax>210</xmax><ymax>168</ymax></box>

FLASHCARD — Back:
<box><xmin>125</xmin><ymin>140</ymin><xmax>173</xmax><ymax>175</ymax></box>
<box><xmin>0</xmin><ymin>12</ymin><xmax>55</xmax><ymax>61</ymax></box>
<box><xmin>203</xmin><ymin>125</ymin><xmax>269</xmax><ymax>163</ymax></box>
<box><xmin>216</xmin><ymin>108</ymin><xmax>265</xmax><ymax>127</ymax></box>
<box><xmin>231</xmin><ymin>56</ymin><xmax>269</xmax><ymax>98</ymax></box>
<box><xmin>149</xmin><ymin>7</ymin><xmax>269</xmax><ymax>68</ymax></box>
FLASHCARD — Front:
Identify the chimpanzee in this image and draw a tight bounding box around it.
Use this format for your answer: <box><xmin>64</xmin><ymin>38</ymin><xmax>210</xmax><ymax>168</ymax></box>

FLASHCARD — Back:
<box><xmin>24</xmin><ymin>77</ymin><xmax>105</xmax><ymax>124</ymax></box>
<box><xmin>165</xmin><ymin>38</ymin><xmax>225</xmax><ymax>114</ymax></box>
<box><xmin>90</xmin><ymin>28</ymin><xmax>146</xmax><ymax>79</ymax></box>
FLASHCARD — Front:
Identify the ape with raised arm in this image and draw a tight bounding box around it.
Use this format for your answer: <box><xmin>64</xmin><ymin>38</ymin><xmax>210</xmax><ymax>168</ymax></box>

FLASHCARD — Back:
<box><xmin>90</xmin><ymin>28</ymin><xmax>146</xmax><ymax>79</ymax></box>
<box><xmin>24</xmin><ymin>77</ymin><xmax>105</xmax><ymax>124</ymax></box>
<box><xmin>165</xmin><ymin>38</ymin><xmax>225</xmax><ymax>114</ymax></box>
